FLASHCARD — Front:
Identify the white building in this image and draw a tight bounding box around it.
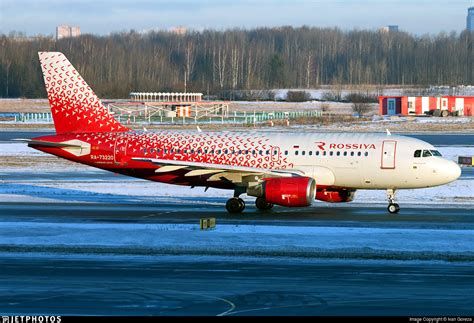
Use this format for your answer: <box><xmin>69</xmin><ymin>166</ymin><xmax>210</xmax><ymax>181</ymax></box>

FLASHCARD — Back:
<box><xmin>56</xmin><ymin>25</ymin><xmax>81</xmax><ymax>40</ymax></box>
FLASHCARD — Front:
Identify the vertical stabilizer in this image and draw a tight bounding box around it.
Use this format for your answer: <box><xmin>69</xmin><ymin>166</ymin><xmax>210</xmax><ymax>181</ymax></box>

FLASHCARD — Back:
<box><xmin>39</xmin><ymin>52</ymin><xmax>129</xmax><ymax>134</ymax></box>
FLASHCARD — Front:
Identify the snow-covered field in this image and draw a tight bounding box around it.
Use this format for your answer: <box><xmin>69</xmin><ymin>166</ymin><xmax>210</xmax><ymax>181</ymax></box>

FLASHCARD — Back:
<box><xmin>0</xmin><ymin>221</ymin><xmax>473</xmax><ymax>261</ymax></box>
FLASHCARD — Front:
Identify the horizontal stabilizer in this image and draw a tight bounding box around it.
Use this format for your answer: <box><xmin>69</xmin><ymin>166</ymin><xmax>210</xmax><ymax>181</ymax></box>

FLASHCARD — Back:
<box><xmin>12</xmin><ymin>139</ymin><xmax>83</xmax><ymax>148</ymax></box>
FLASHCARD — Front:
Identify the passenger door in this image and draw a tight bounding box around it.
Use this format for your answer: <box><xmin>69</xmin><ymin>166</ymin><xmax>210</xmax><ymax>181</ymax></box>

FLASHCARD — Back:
<box><xmin>381</xmin><ymin>140</ymin><xmax>397</xmax><ymax>169</ymax></box>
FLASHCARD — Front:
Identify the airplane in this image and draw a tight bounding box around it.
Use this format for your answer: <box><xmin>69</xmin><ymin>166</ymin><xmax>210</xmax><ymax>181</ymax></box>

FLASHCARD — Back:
<box><xmin>18</xmin><ymin>52</ymin><xmax>462</xmax><ymax>214</ymax></box>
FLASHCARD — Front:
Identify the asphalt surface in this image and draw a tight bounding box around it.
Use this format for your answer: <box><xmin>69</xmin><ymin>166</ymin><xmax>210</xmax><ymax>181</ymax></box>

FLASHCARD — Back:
<box><xmin>1</xmin><ymin>255</ymin><xmax>473</xmax><ymax>316</ymax></box>
<box><xmin>0</xmin><ymin>199</ymin><xmax>474</xmax><ymax>229</ymax></box>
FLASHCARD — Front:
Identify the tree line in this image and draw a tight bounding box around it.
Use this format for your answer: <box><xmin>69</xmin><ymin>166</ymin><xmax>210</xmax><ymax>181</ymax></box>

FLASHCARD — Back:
<box><xmin>0</xmin><ymin>27</ymin><xmax>472</xmax><ymax>98</ymax></box>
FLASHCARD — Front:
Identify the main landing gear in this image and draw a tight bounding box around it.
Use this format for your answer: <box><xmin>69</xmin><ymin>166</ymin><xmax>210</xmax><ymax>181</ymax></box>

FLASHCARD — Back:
<box><xmin>387</xmin><ymin>189</ymin><xmax>400</xmax><ymax>214</ymax></box>
<box><xmin>255</xmin><ymin>197</ymin><xmax>274</xmax><ymax>211</ymax></box>
<box><xmin>226</xmin><ymin>197</ymin><xmax>246</xmax><ymax>214</ymax></box>
<box><xmin>226</xmin><ymin>187</ymin><xmax>246</xmax><ymax>213</ymax></box>
<box><xmin>225</xmin><ymin>196</ymin><xmax>274</xmax><ymax>213</ymax></box>
<box><xmin>225</xmin><ymin>187</ymin><xmax>274</xmax><ymax>214</ymax></box>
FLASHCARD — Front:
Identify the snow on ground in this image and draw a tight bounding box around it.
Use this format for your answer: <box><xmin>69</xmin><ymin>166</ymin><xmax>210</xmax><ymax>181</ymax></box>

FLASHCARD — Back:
<box><xmin>0</xmin><ymin>221</ymin><xmax>473</xmax><ymax>261</ymax></box>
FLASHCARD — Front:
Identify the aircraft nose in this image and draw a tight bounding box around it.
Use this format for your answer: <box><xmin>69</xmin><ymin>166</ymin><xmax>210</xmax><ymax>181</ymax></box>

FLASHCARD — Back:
<box><xmin>443</xmin><ymin>160</ymin><xmax>462</xmax><ymax>183</ymax></box>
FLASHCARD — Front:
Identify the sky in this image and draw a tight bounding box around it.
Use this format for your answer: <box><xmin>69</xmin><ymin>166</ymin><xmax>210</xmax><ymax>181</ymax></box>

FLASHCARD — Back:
<box><xmin>1</xmin><ymin>0</ymin><xmax>473</xmax><ymax>36</ymax></box>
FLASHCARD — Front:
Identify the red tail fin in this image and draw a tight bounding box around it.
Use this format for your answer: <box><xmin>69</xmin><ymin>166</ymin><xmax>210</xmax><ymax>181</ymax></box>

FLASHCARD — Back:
<box><xmin>39</xmin><ymin>52</ymin><xmax>129</xmax><ymax>134</ymax></box>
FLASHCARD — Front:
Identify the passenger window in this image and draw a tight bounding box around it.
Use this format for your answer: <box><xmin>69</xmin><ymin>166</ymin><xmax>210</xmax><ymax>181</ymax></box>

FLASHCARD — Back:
<box><xmin>295</xmin><ymin>151</ymin><xmax>299</xmax><ymax>156</ymax></box>
<box><xmin>302</xmin><ymin>151</ymin><xmax>306</xmax><ymax>156</ymax></box>
<box><xmin>329</xmin><ymin>151</ymin><xmax>333</xmax><ymax>156</ymax></box>
<box><xmin>284</xmin><ymin>151</ymin><xmax>288</xmax><ymax>156</ymax></box>
<box><xmin>316</xmin><ymin>151</ymin><xmax>319</xmax><ymax>156</ymax></box>
<box><xmin>343</xmin><ymin>151</ymin><xmax>347</xmax><ymax>156</ymax></box>
<box><xmin>357</xmin><ymin>152</ymin><xmax>362</xmax><ymax>156</ymax></box>
<box><xmin>423</xmin><ymin>150</ymin><xmax>432</xmax><ymax>157</ymax></box>
<box><xmin>323</xmin><ymin>151</ymin><xmax>326</xmax><ymax>156</ymax></box>
<box><xmin>365</xmin><ymin>152</ymin><xmax>368</xmax><ymax>157</ymax></box>
<box><xmin>336</xmin><ymin>151</ymin><xmax>340</xmax><ymax>156</ymax></box>
<box><xmin>309</xmin><ymin>151</ymin><xmax>313</xmax><ymax>156</ymax></box>
<box><xmin>266</xmin><ymin>150</ymin><xmax>270</xmax><ymax>155</ymax></box>
<box><xmin>414</xmin><ymin>150</ymin><xmax>421</xmax><ymax>158</ymax></box>
<box><xmin>351</xmin><ymin>151</ymin><xmax>355</xmax><ymax>156</ymax></box>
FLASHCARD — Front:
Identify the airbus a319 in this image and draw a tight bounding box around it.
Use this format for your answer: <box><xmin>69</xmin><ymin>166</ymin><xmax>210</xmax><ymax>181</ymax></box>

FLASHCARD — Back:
<box><xmin>18</xmin><ymin>52</ymin><xmax>461</xmax><ymax>214</ymax></box>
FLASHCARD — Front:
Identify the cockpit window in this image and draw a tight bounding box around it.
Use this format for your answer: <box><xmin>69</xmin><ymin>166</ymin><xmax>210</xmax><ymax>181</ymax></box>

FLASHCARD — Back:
<box><xmin>430</xmin><ymin>150</ymin><xmax>442</xmax><ymax>157</ymax></box>
<box><xmin>422</xmin><ymin>150</ymin><xmax>432</xmax><ymax>157</ymax></box>
<box><xmin>414</xmin><ymin>150</ymin><xmax>421</xmax><ymax>158</ymax></box>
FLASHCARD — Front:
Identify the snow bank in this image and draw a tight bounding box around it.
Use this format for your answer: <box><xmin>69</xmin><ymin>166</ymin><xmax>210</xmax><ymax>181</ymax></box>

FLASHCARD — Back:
<box><xmin>0</xmin><ymin>222</ymin><xmax>472</xmax><ymax>261</ymax></box>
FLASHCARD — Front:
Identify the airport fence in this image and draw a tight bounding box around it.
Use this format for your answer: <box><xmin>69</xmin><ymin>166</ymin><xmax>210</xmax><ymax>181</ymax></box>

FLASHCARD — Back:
<box><xmin>8</xmin><ymin>111</ymin><xmax>323</xmax><ymax>125</ymax></box>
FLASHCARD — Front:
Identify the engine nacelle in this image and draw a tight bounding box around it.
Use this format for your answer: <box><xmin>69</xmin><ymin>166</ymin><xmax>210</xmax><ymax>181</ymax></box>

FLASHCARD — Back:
<box><xmin>316</xmin><ymin>189</ymin><xmax>356</xmax><ymax>203</ymax></box>
<box><xmin>262</xmin><ymin>177</ymin><xmax>316</xmax><ymax>207</ymax></box>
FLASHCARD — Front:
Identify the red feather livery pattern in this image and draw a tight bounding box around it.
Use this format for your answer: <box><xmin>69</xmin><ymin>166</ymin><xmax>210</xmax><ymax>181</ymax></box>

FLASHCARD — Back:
<box><xmin>39</xmin><ymin>52</ymin><xmax>129</xmax><ymax>134</ymax></box>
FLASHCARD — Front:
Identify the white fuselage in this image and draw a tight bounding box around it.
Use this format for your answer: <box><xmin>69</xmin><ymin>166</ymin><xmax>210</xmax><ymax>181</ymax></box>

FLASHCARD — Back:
<box><xmin>245</xmin><ymin>132</ymin><xmax>461</xmax><ymax>190</ymax></box>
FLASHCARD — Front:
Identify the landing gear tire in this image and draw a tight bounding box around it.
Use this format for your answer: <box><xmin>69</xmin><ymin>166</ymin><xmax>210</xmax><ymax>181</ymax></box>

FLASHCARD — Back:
<box><xmin>386</xmin><ymin>189</ymin><xmax>400</xmax><ymax>214</ymax></box>
<box><xmin>255</xmin><ymin>197</ymin><xmax>274</xmax><ymax>211</ymax></box>
<box><xmin>387</xmin><ymin>203</ymin><xmax>400</xmax><ymax>214</ymax></box>
<box><xmin>441</xmin><ymin>110</ymin><xmax>449</xmax><ymax>117</ymax></box>
<box><xmin>226</xmin><ymin>197</ymin><xmax>246</xmax><ymax>214</ymax></box>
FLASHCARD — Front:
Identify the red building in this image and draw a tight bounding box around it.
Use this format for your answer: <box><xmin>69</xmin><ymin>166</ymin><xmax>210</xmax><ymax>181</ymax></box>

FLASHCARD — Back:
<box><xmin>379</xmin><ymin>96</ymin><xmax>474</xmax><ymax>116</ymax></box>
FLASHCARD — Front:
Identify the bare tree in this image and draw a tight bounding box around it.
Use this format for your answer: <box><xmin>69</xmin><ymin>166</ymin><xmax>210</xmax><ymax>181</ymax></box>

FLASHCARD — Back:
<box><xmin>352</xmin><ymin>102</ymin><xmax>371</xmax><ymax>117</ymax></box>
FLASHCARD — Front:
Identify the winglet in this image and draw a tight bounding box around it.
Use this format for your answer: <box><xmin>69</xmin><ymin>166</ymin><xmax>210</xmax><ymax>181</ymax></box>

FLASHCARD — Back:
<box><xmin>386</xmin><ymin>129</ymin><xmax>391</xmax><ymax>136</ymax></box>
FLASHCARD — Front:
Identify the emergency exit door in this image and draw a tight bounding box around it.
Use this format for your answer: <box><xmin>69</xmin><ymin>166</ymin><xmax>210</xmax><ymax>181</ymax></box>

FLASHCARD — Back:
<box><xmin>381</xmin><ymin>140</ymin><xmax>397</xmax><ymax>169</ymax></box>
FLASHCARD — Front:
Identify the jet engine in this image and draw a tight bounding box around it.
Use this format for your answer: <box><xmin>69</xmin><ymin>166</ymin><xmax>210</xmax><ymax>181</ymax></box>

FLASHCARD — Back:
<box><xmin>315</xmin><ymin>189</ymin><xmax>356</xmax><ymax>203</ymax></box>
<box><xmin>248</xmin><ymin>177</ymin><xmax>316</xmax><ymax>207</ymax></box>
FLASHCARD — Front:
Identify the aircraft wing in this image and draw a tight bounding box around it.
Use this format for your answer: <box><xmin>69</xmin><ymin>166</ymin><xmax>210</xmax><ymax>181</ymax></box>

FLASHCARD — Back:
<box><xmin>132</xmin><ymin>157</ymin><xmax>304</xmax><ymax>184</ymax></box>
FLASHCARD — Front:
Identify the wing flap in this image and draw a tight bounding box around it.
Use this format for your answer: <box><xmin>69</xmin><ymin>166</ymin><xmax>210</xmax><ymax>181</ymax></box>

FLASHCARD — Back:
<box><xmin>155</xmin><ymin>165</ymin><xmax>188</xmax><ymax>173</ymax></box>
<box><xmin>185</xmin><ymin>169</ymin><xmax>224</xmax><ymax>177</ymax></box>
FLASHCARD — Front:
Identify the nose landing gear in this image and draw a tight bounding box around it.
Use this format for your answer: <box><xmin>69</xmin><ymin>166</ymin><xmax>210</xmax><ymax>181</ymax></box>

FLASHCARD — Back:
<box><xmin>387</xmin><ymin>189</ymin><xmax>400</xmax><ymax>214</ymax></box>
